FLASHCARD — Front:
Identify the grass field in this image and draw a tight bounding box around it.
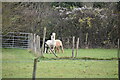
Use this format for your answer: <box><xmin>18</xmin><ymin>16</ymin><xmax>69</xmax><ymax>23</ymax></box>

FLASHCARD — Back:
<box><xmin>2</xmin><ymin>48</ymin><xmax>118</xmax><ymax>78</ymax></box>
<box><xmin>43</xmin><ymin>49</ymin><xmax>118</xmax><ymax>60</ymax></box>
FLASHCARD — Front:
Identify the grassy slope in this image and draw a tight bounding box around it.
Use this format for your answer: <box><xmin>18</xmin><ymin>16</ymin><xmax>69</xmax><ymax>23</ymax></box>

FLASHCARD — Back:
<box><xmin>2</xmin><ymin>48</ymin><xmax>118</xmax><ymax>78</ymax></box>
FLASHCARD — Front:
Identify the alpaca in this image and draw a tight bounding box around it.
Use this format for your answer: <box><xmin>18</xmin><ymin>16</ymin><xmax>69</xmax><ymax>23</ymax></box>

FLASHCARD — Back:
<box><xmin>45</xmin><ymin>33</ymin><xmax>64</xmax><ymax>53</ymax></box>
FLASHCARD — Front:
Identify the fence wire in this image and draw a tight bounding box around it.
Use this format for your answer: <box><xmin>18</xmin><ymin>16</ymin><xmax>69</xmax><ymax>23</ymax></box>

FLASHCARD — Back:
<box><xmin>1</xmin><ymin>32</ymin><xmax>31</xmax><ymax>49</ymax></box>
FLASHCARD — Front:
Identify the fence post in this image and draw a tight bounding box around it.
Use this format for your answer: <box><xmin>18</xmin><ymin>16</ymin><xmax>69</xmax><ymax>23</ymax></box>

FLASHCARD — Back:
<box><xmin>36</xmin><ymin>35</ymin><xmax>41</xmax><ymax>56</ymax></box>
<box><xmin>118</xmin><ymin>39</ymin><xmax>120</xmax><ymax>59</ymax></box>
<box><xmin>85</xmin><ymin>33</ymin><xmax>88</xmax><ymax>49</ymax></box>
<box><xmin>32</xmin><ymin>33</ymin><xmax>34</xmax><ymax>51</ymax></box>
<box><xmin>118</xmin><ymin>38</ymin><xmax>120</xmax><ymax>80</ymax></box>
<box><xmin>12</xmin><ymin>32</ymin><xmax>14</xmax><ymax>48</ymax></box>
<box><xmin>36</xmin><ymin>35</ymin><xmax>38</xmax><ymax>54</ymax></box>
<box><xmin>32</xmin><ymin>35</ymin><xmax>41</xmax><ymax>80</ymax></box>
<box><xmin>41</xmin><ymin>27</ymin><xmax>46</xmax><ymax>56</ymax></box>
<box><xmin>34</xmin><ymin>34</ymin><xmax>37</xmax><ymax>54</ymax></box>
<box><xmin>118</xmin><ymin>39</ymin><xmax>119</xmax><ymax>49</ymax></box>
<box><xmin>72</xmin><ymin>36</ymin><xmax>75</xmax><ymax>58</ymax></box>
<box><xmin>28</xmin><ymin>33</ymin><xmax>30</xmax><ymax>49</ymax></box>
<box><xmin>30</xmin><ymin>33</ymin><xmax>34</xmax><ymax>51</ymax></box>
<box><xmin>39</xmin><ymin>36</ymin><xmax>41</xmax><ymax>55</ymax></box>
<box><xmin>29</xmin><ymin>33</ymin><xmax>32</xmax><ymax>49</ymax></box>
<box><xmin>32</xmin><ymin>58</ymin><xmax>38</xmax><ymax>80</ymax></box>
<box><xmin>75</xmin><ymin>38</ymin><xmax>79</xmax><ymax>58</ymax></box>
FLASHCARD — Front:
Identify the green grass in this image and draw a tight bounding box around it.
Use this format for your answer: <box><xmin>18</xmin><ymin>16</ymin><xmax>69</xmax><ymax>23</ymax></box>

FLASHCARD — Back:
<box><xmin>43</xmin><ymin>49</ymin><xmax>118</xmax><ymax>60</ymax></box>
<box><xmin>2</xmin><ymin>48</ymin><xmax>118</xmax><ymax>78</ymax></box>
<box><xmin>37</xmin><ymin>60</ymin><xmax>118</xmax><ymax>78</ymax></box>
<box><xmin>2</xmin><ymin>48</ymin><xmax>34</xmax><ymax>61</ymax></box>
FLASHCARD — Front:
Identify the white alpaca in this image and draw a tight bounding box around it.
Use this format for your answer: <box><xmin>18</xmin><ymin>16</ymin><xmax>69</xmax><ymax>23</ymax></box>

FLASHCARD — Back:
<box><xmin>45</xmin><ymin>33</ymin><xmax>64</xmax><ymax>53</ymax></box>
<box><xmin>44</xmin><ymin>33</ymin><xmax>56</xmax><ymax>53</ymax></box>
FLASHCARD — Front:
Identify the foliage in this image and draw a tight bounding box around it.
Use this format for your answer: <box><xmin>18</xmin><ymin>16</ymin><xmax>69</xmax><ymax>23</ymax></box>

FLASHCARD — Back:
<box><xmin>2</xmin><ymin>2</ymin><xmax>119</xmax><ymax>48</ymax></box>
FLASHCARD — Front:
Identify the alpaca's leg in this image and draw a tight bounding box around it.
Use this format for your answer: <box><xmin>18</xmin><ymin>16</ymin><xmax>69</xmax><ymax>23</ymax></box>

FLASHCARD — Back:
<box><xmin>59</xmin><ymin>41</ymin><xmax>64</xmax><ymax>53</ymax></box>
<box><xmin>55</xmin><ymin>47</ymin><xmax>57</xmax><ymax>53</ymax></box>
<box><xmin>56</xmin><ymin>47</ymin><xmax>60</xmax><ymax>53</ymax></box>
<box><xmin>52</xmin><ymin>46</ymin><xmax>56</xmax><ymax>53</ymax></box>
<box><xmin>44</xmin><ymin>47</ymin><xmax>47</xmax><ymax>53</ymax></box>
<box><xmin>49</xmin><ymin>46</ymin><xmax>52</xmax><ymax>54</ymax></box>
<box><xmin>61</xmin><ymin>45</ymin><xmax>64</xmax><ymax>53</ymax></box>
<box><xmin>46</xmin><ymin>47</ymin><xmax>49</xmax><ymax>54</ymax></box>
<box><xmin>44</xmin><ymin>44</ymin><xmax>47</xmax><ymax>53</ymax></box>
<box><xmin>49</xmin><ymin>46</ymin><xmax>55</xmax><ymax>54</ymax></box>
<box><xmin>48</xmin><ymin>49</ymin><xmax>51</xmax><ymax>54</ymax></box>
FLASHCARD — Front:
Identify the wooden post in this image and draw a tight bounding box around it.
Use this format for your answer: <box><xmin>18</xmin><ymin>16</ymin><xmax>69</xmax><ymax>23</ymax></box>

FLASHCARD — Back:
<box><xmin>36</xmin><ymin>35</ymin><xmax>39</xmax><ymax>54</ymax></box>
<box><xmin>37</xmin><ymin>35</ymin><xmax>41</xmax><ymax>55</ymax></box>
<box><xmin>34</xmin><ymin>34</ymin><xmax>37</xmax><ymax>53</ymax></box>
<box><xmin>32</xmin><ymin>58</ymin><xmax>38</xmax><ymax>80</ymax></box>
<box><xmin>118</xmin><ymin>39</ymin><xmax>120</xmax><ymax>49</ymax></box>
<box><xmin>72</xmin><ymin>36</ymin><xmax>75</xmax><ymax>58</ymax></box>
<box><xmin>32</xmin><ymin>36</ymin><xmax>41</xmax><ymax>80</ymax></box>
<box><xmin>85</xmin><ymin>33</ymin><xmax>88</xmax><ymax>49</ymax></box>
<box><xmin>75</xmin><ymin>38</ymin><xmax>79</xmax><ymax>58</ymax></box>
<box><xmin>41</xmin><ymin>27</ymin><xmax>46</xmax><ymax>56</ymax></box>
<box><xmin>12</xmin><ymin>32</ymin><xmax>14</xmax><ymax>48</ymax></box>
<box><xmin>31</xmin><ymin>33</ymin><xmax>34</xmax><ymax>51</ymax></box>
<box><xmin>117</xmin><ymin>39</ymin><xmax>120</xmax><ymax>57</ymax></box>
<box><xmin>33</xmin><ymin>34</ymin><xmax>35</xmax><ymax>52</ymax></box>
<box><xmin>29</xmin><ymin>33</ymin><xmax>32</xmax><ymax>49</ymax></box>
<box><xmin>118</xmin><ymin>39</ymin><xmax>120</xmax><ymax>80</ymax></box>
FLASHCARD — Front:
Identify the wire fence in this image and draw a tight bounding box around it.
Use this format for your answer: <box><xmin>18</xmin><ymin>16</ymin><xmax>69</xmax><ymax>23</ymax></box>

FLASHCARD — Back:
<box><xmin>1</xmin><ymin>32</ymin><xmax>119</xmax><ymax>49</ymax></box>
<box><xmin>1</xmin><ymin>32</ymin><xmax>31</xmax><ymax>49</ymax></box>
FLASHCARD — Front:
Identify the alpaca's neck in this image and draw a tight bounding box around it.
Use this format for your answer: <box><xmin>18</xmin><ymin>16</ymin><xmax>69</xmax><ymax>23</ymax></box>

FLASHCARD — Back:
<box><xmin>51</xmin><ymin>37</ymin><xmax>55</xmax><ymax>42</ymax></box>
<box><xmin>51</xmin><ymin>35</ymin><xmax>56</xmax><ymax>45</ymax></box>
<box><xmin>51</xmin><ymin>35</ymin><xmax>55</xmax><ymax>41</ymax></box>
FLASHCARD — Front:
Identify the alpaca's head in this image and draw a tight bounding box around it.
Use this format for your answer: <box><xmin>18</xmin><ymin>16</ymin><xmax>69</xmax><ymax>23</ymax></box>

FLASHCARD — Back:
<box><xmin>51</xmin><ymin>32</ymin><xmax>56</xmax><ymax>40</ymax></box>
<box><xmin>52</xmin><ymin>33</ymin><xmax>56</xmax><ymax>37</ymax></box>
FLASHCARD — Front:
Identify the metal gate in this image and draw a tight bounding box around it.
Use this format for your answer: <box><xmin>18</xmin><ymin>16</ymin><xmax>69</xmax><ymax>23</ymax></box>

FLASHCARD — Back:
<box><xmin>1</xmin><ymin>32</ymin><xmax>31</xmax><ymax>49</ymax></box>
